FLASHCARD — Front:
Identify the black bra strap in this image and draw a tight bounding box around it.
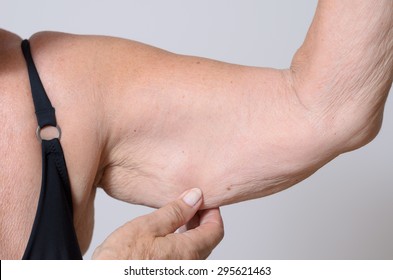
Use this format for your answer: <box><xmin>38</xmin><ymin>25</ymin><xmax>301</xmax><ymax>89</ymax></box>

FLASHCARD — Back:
<box><xmin>21</xmin><ymin>39</ymin><xmax>57</xmax><ymax>128</ymax></box>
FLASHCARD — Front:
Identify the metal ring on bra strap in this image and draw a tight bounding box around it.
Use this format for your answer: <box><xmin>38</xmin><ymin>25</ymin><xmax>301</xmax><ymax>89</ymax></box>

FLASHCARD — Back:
<box><xmin>36</xmin><ymin>125</ymin><xmax>62</xmax><ymax>142</ymax></box>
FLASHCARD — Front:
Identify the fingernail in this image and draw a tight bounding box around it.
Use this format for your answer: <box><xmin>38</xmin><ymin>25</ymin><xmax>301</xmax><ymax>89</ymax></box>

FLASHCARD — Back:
<box><xmin>182</xmin><ymin>188</ymin><xmax>202</xmax><ymax>207</ymax></box>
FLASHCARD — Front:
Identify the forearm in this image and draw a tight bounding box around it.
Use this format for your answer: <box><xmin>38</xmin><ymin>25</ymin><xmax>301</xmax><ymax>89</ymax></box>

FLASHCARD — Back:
<box><xmin>291</xmin><ymin>0</ymin><xmax>393</xmax><ymax>151</ymax></box>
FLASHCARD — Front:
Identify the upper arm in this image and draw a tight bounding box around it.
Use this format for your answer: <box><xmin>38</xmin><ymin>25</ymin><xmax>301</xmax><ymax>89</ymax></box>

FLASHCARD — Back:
<box><xmin>94</xmin><ymin>35</ymin><xmax>321</xmax><ymax>209</ymax></box>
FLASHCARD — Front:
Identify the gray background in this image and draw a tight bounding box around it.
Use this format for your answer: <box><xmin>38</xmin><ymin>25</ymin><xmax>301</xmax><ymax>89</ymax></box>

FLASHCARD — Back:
<box><xmin>2</xmin><ymin>0</ymin><xmax>392</xmax><ymax>259</ymax></box>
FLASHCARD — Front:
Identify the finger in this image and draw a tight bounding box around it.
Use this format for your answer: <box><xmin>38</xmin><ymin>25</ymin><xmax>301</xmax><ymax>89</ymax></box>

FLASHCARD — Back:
<box><xmin>177</xmin><ymin>211</ymin><xmax>201</xmax><ymax>233</ymax></box>
<box><xmin>199</xmin><ymin>208</ymin><xmax>224</xmax><ymax>229</ymax></box>
<box><xmin>192</xmin><ymin>208</ymin><xmax>224</xmax><ymax>245</ymax></box>
<box><xmin>177</xmin><ymin>208</ymin><xmax>224</xmax><ymax>259</ymax></box>
<box><xmin>145</xmin><ymin>188</ymin><xmax>203</xmax><ymax>236</ymax></box>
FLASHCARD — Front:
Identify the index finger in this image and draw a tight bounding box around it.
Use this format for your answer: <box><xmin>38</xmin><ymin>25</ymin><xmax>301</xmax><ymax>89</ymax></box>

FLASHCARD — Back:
<box><xmin>179</xmin><ymin>208</ymin><xmax>224</xmax><ymax>259</ymax></box>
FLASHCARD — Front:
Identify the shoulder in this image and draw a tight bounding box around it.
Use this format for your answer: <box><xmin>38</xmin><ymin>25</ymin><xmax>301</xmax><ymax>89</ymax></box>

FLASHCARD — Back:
<box><xmin>28</xmin><ymin>31</ymin><xmax>173</xmax><ymax>67</ymax></box>
<box><xmin>28</xmin><ymin>31</ymin><xmax>175</xmax><ymax>93</ymax></box>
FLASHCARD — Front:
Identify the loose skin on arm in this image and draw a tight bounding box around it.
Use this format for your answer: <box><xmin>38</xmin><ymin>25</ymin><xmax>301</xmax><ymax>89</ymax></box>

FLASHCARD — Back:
<box><xmin>96</xmin><ymin>0</ymin><xmax>393</xmax><ymax>209</ymax></box>
<box><xmin>0</xmin><ymin>0</ymin><xmax>392</xmax><ymax>259</ymax></box>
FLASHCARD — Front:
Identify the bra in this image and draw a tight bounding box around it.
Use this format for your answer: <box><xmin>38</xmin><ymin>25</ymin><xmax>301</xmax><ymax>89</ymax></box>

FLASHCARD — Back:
<box><xmin>21</xmin><ymin>39</ymin><xmax>82</xmax><ymax>260</ymax></box>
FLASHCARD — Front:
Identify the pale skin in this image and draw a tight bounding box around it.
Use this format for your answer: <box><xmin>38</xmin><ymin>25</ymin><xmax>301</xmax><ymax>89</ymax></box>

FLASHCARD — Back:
<box><xmin>0</xmin><ymin>0</ymin><xmax>392</xmax><ymax>259</ymax></box>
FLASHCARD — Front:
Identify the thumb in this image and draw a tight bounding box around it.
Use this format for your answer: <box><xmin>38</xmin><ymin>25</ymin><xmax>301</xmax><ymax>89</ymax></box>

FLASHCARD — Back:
<box><xmin>146</xmin><ymin>188</ymin><xmax>203</xmax><ymax>236</ymax></box>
